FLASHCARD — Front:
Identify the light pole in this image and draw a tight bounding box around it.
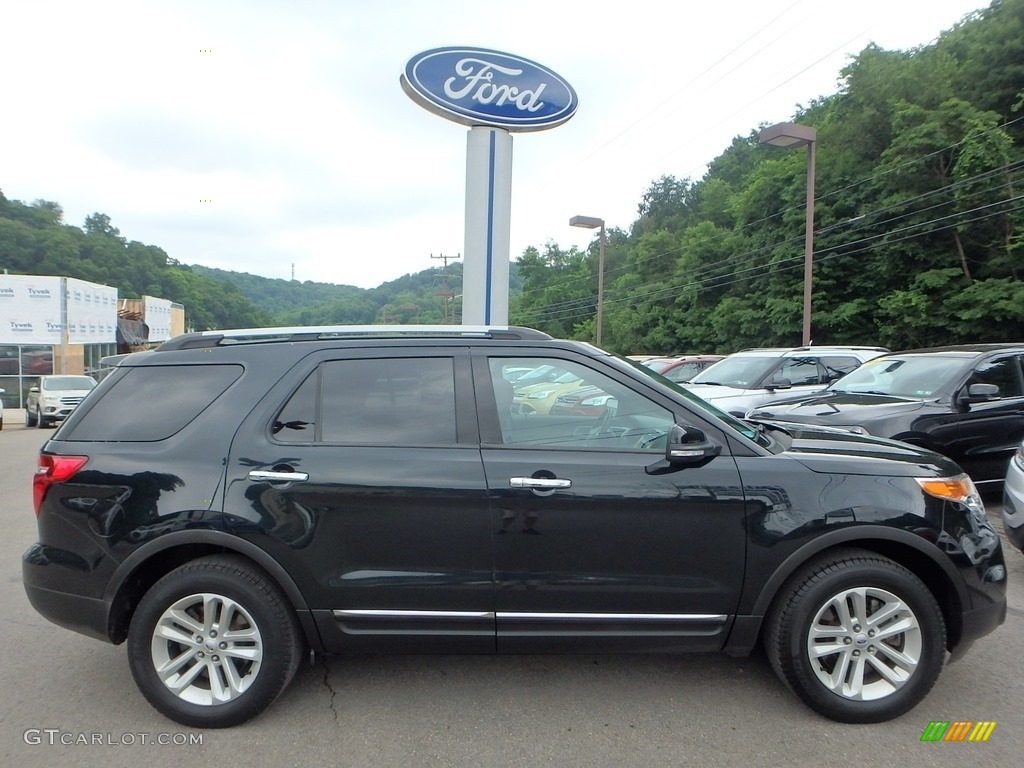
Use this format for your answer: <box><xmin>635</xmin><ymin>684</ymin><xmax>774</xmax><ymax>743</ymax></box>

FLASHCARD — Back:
<box><xmin>569</xmin><ymin>215</ymin><xmax>606</xmax><ymax>346</ymax></box>
<box><xmin>759</xmin><ymin>122</ymin><xmax>816</xmax><ymax>346</ymax></box>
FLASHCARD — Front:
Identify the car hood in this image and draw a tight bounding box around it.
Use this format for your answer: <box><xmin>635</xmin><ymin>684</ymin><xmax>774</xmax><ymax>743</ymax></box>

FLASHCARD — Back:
<box><xmin>748</xmin><ymin>391</ymin><xmax>926</xmax><ymax>422</ymax></box>
<box><xmin>764</xmin><ymin>421</ymin><xmax>959</xmax><ymax>477</ymax></box>
<box><xmin>43</xmin><ymin>388</ymin><xmax>94</xmax><ymax>397</ymax></box>
<box><xmin>685</xmin><ymin>383</ymin><xmax>749</xmax><ymax>400</ymax></box>
<box><xmin>684</xmin><ymin>383</ymin><xmax>827</xmax><ymax>415</ymax></box>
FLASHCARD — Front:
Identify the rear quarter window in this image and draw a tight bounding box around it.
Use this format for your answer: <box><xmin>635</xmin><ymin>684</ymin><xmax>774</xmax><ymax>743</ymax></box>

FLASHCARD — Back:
<box><xmin>61</xmin><ymin>365</ymin><xmax>243</xmax><ymax>441</ymax></box>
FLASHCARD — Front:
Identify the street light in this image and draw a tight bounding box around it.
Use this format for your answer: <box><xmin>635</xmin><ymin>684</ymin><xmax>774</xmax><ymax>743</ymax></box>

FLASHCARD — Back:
<box><xmin>569</xmin><ymin>215</ymin><xmax>606</xmax><ymax>346</ymax></box>
<box><xmin>759</xmin><ymin>122</ymin><xmax>817</xmax><ymax>346</ymax></box>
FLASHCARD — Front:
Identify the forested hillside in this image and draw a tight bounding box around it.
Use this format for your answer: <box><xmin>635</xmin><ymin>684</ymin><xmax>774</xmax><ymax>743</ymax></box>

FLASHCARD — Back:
<box><xmin>2</xmin><ymin>0</ymin><xmax>1021</xmax><ymax>352</ymax></box>
<box><xmin>0</xmin><ymin>199</ymin><xmax>271</xmax><ymax>330</ymax></box>
<box><xmin>511</xmin><ymin>0</ymin><xmax>1024</xmax><ymax>352</ymax></box>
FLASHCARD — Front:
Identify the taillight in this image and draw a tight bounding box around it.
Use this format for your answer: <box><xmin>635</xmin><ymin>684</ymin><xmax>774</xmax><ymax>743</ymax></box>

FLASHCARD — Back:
<box><xmin>33</xmin><ymin>453</ymin><xmax>89</xmax><ymax>516</ymax></box>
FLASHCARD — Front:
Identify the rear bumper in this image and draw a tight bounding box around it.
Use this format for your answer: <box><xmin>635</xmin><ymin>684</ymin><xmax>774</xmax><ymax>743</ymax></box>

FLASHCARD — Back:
<box><xmin>23</xmin><ymin>545</ymin><xmax>114</xmax><ymax>643</ymax></box>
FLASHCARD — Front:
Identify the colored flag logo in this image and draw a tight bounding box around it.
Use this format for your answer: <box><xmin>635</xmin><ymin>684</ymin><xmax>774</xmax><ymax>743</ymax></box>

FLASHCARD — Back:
<box><xmin>921</xmin><ymin>721</ymin><xmax>996</xmax><ymax>742</ymax></box>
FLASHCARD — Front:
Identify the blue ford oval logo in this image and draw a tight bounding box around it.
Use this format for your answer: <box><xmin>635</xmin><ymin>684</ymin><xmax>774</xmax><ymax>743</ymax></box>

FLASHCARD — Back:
<box><xmin>401</xmin><ymin>47</ymin><xmax>578</xmax><ymax>132</ymax></box>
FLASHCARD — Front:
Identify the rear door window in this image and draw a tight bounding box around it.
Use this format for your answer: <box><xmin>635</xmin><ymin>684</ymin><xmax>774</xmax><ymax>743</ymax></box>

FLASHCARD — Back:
<box><xmin>274</xmin><ymin>357</ymin><xmax>458</xmax><ymax>445</ymax></box>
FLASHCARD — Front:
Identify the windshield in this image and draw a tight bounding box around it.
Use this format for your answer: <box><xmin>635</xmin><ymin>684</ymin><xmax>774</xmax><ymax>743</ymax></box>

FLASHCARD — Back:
<box><xmin>553</xmin><ymin>370</ymin><xmax>582</xmax><ymax>384</ymax></box>
<box><xmin>512</xmin><ymin>364</ymin><xmax>561</xmax><ymax>387</ymax></box>
<box><xmin>829</xmin><ymin>355</ymin><xmax>968</xmax><ymax>397</ymax></box>
<box><xmin>690</xmin><ymin>355</ymin><xmax>779</xmax><ymax>388</ymax></box>
<box><xmin>44</xmin><ymin>376</ymin><xmax>96</xmax><ymax>391</ymax></box>
<box><xmin>642</xmin><ymin>359</ymin><xmax>677</xmax><ymax>373</ymax></box>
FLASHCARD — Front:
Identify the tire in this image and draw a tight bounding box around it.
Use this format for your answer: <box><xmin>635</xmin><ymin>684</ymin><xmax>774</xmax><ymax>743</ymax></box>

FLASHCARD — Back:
<box><xmin>36</xmin><ymin>407</ymin><xmax>46</xmax><ymax>428</ymax></box>
<box><xmin>127</xmin><ymin>555</ymin><xmax>303</xmax><ymax>728</ymax></box>
<box><xmin>764</xmin><ymin>548</ymin><xmax>946</xmax><ymax>723</ymax></box>
<box><xmin>26</xmin><ymin>407</ymin><xmax>37</xmax><ymax>427</ymax></box>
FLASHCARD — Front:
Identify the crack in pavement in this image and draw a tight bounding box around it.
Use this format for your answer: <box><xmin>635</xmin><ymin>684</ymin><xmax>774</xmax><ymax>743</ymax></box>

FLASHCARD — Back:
<box><xmin>320</xmin><ymin>656</ymin><xmax>339</xmax><ymax>721</ymax></box>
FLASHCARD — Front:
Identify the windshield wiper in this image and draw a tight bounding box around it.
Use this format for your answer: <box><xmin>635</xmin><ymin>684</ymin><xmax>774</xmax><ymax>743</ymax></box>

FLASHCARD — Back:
<box><xmin>744</xmin><ymin>417</ymin><xmax>793</xmax><ymax>437</ymax></box>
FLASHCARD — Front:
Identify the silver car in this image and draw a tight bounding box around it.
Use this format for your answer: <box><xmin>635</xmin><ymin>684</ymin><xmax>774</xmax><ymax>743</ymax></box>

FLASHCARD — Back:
<box><xmin>683</xmin><ymin>345</ymin><xmax>889</xmax><ymax>416</ymax></box>
<box><xmin>1003</xmin><ymin>441</ymin><xmax>1024</xmax><ymax>552</ymax></box>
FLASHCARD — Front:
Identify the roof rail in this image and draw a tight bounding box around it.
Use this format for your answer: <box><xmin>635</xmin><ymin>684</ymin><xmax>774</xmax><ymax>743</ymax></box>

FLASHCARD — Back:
<box><xmin>156</xmin><ymin>325</ymin><xmax>552</xmax><ymax>350</ymax></box>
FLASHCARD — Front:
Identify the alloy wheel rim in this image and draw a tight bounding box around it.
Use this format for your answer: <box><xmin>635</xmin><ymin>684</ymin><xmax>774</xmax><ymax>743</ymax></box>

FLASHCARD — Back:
<box><xmin>150</xmin><ymin>592</ymin><xmax>264</xmax><ymax>706</ymax></box>
<box><xmin>806</xmin><ymin>586</ymin><xmax>922</xmax><ymax>701</ymax></box>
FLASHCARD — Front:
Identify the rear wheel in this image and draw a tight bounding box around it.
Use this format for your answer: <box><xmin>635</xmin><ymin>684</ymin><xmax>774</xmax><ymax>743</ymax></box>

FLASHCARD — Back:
<box><xmin>764</xmin><ymin>549</ymin><xmax>946</xmax><ymax>723</ymax></box>
<box><xmin>127</xmin><ymin>555</ymin><xmax>303</xmax><ymax>728</ymax></box>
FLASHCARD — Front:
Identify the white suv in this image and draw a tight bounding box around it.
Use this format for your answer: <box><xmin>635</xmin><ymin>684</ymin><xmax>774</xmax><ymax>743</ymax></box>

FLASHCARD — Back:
<box><xmin>25</xmin><ymin>375</ymin><xmax>96</xmax><ymax>428</ymax></box>
<box><xmin>683</xmin><ymin>346</ymin><xmax>889</xmax><ymax>416</ymax></box>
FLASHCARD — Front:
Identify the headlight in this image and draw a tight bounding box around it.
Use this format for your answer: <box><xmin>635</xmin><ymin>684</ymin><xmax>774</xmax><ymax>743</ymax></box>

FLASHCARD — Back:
<box><xmin>916</xmin><ymin>475</ymin><xmax>986</xmax><ymax>522</ymax></box>
<box><xmin>528</xmin><ymin>390</ymin><xmax>554</xmax><ymax>399</ymax></box>
<box><xmin>580</xmin><ymin>395</ymin><xmax>613</xmax><ymax>407</ymax></box>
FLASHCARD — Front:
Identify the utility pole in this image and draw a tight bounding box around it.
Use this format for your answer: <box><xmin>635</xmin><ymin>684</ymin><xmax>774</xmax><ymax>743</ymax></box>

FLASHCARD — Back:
<box><xmin>431</xmin><ymin>253</ymin><xmax>461</xmax><ymax>324</ymax></box>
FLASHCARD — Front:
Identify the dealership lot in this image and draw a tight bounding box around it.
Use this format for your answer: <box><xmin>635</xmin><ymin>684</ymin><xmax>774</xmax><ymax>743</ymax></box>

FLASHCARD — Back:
<box><xmin>1</xmin><ymin>418</ymin><xmax>1022</xmax><ymax>766</ymax></box>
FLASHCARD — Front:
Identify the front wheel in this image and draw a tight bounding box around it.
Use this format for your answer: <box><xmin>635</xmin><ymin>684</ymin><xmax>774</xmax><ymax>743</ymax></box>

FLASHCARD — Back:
<box><xmin>127</xmin><ymin>555</ymin><xmax>303</xmax><ymax>728</ymax></box>
<box><xmin>764</xmin><ymin>549</ymin><xmax>946</xmax><ymax>723</ymax></box>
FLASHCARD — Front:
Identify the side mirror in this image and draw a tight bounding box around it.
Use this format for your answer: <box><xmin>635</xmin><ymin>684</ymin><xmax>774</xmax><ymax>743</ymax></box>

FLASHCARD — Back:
<box><xmin>764</xmin><ymin>377</ymin><xmax>792</xmax><ymax>391</ymax></box>
<box><xmin>960</xmin><ymin>383</ymin><xmax>999</xmax><ymax>405</ymax></box>
<box><xmin>29</xmin><ymin>386</ymin><xmax>39</xmax><ymax>393</ymax></box>
<box><xmin>665</xmin><ymin>423</ymin><xmax>721</xmax><ymax>465</ymax></box>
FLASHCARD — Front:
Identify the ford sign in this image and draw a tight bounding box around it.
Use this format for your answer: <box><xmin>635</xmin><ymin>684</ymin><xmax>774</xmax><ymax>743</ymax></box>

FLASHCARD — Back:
<box><xmin>401</xmin><ymin>47</ymin><xmax>578</xmax><ymax>132</ymax></box>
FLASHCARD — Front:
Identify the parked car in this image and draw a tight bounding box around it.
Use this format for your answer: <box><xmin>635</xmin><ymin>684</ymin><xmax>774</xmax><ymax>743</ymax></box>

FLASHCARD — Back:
<box><xmin>507</xmin><ymin>362</ymin><xmax>567</xmax><ymax>389</ymax></box>
<box><xmin>642</xmin><ymin>354</ymin><xmax>726</xmax><ymax>383</ymax></box>
<box><xmin>23</xmin><ymin>325</ymin><xmax>1005</xmax><ymax>728</ymax></box>
<box><xmin>684</xmin><ymin>346</ymin><xmax>890</xmax><ymax>416</ymax></box>
<box><xmin>511</xmin><ymin>369</ymin><xmax>584</xmax><ymax>414</ymax></box>
<box><xmin>746</xmin><ymin>344</ymin><xmax>1024</xmax><ymax>488</ymax></box>
<box><xmin>25</xmin><ymin>374</ymin><xmax>97</xmax><ymax>428</ymax></box>
<box><xmin>549</xmin><ymin>383</ymin><xmax>615</xmax><ymax>417</ymax></box>
<box><xmin>1003</xmin><ymin>440</ymin><xmax>1024</xmax><ymax>553</ymax></box>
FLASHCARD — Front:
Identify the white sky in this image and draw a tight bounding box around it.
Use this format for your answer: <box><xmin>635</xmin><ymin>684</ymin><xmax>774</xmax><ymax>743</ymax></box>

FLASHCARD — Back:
<box><xmin>0</xmin><ymin>0</ymin><xmax>990</xmax><ymax>289</ymax></box>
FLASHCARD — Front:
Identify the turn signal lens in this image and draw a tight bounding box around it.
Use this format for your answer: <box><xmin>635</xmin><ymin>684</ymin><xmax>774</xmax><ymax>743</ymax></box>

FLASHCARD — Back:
<box><xmin>916</xmin><ymin>475</ymin><xmax>977</xmax><ymax>502</ymax></box>
<box><xmin>916</xmin><ymin>475</ymin><xmax>986</xmax><ymax>523</ymax></box>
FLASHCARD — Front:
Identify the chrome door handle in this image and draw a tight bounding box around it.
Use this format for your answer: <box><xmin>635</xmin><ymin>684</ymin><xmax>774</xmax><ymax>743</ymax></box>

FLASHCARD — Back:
<box><xmin>509</xmin><ymin>477</ymin><xmax>571</xmax><ymax>489</ymax></box>
<box><xmin>248</xmin><ymin>470</ymin><xmax>309</xmax><ymax>483</ymax></box>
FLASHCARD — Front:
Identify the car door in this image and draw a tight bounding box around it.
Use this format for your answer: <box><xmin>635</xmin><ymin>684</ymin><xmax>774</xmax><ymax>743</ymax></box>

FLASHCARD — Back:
<box><xmin>475</xmin><ymin>352</ymin><xmax>748</xmax><ymax>654</ymax></box>
<box><xmin>949</xmin><ymin>352</ymin><xmax>1024</xmax><ymax>483</ymax></box>
<box><xmin>223</xmin><ymin>348</ymin><xmax>495</xmax><ymax>654</ymax></box>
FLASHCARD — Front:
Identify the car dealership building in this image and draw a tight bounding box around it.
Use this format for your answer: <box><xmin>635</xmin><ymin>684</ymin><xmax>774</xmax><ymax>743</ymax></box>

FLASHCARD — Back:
<box><xmin>0</xmin><ymin>273</ymin><xmax>184</xmax><ymax>409</ymax></box>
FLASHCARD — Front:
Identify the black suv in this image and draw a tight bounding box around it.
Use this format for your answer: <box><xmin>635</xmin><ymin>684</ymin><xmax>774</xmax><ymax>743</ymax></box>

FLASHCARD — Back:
<box><xmin>23</xmin><ymin>326</ymin><xmax>1007</xmax><ymax>728</ymax></box>
<box><xmin>746</xmin><ymin>344</ymin><xmax>1024</xmax><ymax>487</ymax></box>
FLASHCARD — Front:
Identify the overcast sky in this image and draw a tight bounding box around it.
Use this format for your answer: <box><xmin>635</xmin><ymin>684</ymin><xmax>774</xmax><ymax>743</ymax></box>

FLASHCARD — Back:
<box><xmin>0</xmin><ymin>0</ymin><xmax>990</xmax><ymax>289</ymax></box>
